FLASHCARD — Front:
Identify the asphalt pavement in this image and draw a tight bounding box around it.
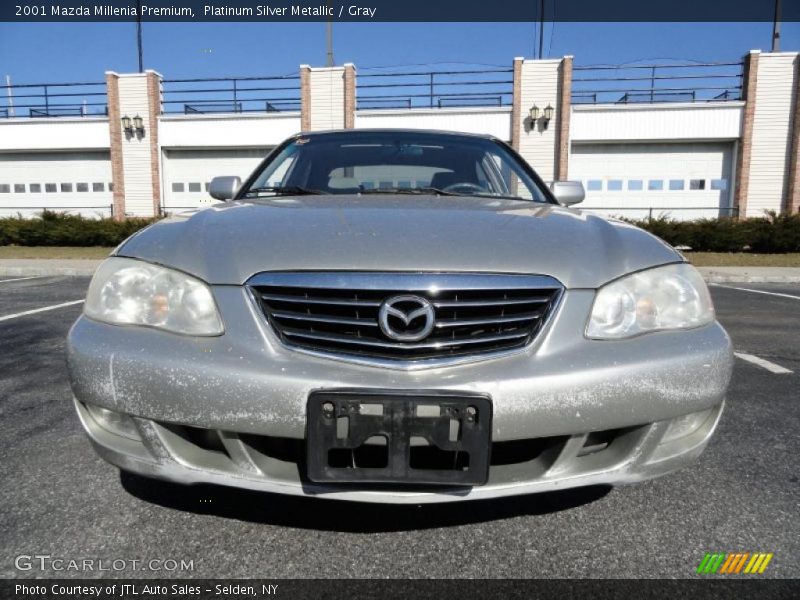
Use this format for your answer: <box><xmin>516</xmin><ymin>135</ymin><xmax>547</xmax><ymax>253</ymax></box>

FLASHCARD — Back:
<box><xmin>0</xmin><ymin>276</ymin><xmax>797</xmax><ymax>579</ymax></box>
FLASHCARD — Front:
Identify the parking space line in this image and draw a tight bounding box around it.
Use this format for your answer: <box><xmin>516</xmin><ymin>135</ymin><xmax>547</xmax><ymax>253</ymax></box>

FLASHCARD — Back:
<box><xmin>711</xmin><ymin>284</ymin><xmax>800</xmax><ymax>301</ymax></box>
<box><xmin>734</xmin><ymin>352</ymin><xmax>794</xmax><ymax>375</ymax></box>
<box><xmin>0</xmin><ymin>300</ymin><xmax>84</xmax><ymax>323</ymax></box>
<box><xmin>0</xmin><ymin>276</ymin><xmax>49</xmax><ymax>284</ymax></box>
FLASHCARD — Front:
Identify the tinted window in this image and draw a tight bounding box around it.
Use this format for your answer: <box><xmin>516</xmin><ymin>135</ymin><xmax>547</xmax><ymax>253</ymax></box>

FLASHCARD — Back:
<box><xmin>690</xmin><ymin>179</ymin><xmax>706</xmax><ymax>190</ymax></box>
<box><xmin>45</xmin><ymin>184</ymin><xmax>57</xmax><ymax>193</ymax></box>
<box><xmin>29</xmin><ymin>184</ymin><xmax>42</xmax><ymax>193</ymax></box>
<box><xmin>188</xmin><ymin>182</ymin><xmax>202</xmax><ymax>192</ymax></box>
<box><xmin>172</xmin><ymin>183</ymin><xmax>185</xmax><ymax>193</ymax></box>
<box><xmin>0</xmin><ymin>184</ymin><xmax>9</xmax><ymax>193</ymax></box>
<box><xmin>586</xmin><ymin>180</ymin><xmax>603</xmax><ymax>191</ymax></box>
<box><xmin>76</xmin><ymin>182</ymin><xmax>89</xmax><ymax>192</ymax></box>
<box><xmin>710</xmin><ymin>179</ymin><xmax>728</xmax><ymax>190</ymax></box>
<box><xmin>245</xmin><ymin>132</ymin><xmax>551</xmax><ymax>203</ymax></box>
<box><xmin>607</xmin><ymin>180</ymin><xmax>623</xmax><ymax>191</ymax></box>
<box><xmin>92</xmin><ymin>182</ymin><xmax>105</xmax><ymax>192</ymax></box>
<box><xmin>14</xmin><ymin>184</ymin><xmax>25</xmax><ymax>193</ymax></box>
<box><xmin>669</xmin><ymin>179</ymin><xmax>684</xmax><ymax>191</ymax></box>
<box><xmin>60</xmin><ymin>183</ymin><xmax>73</xmax><ymax>192</ymax></box>
<box><xmin>648</xmin><ymin>180</ymin><xmax>664</xmax><ymax>191</ymax></box>
<box><xmin>627</xmin><ymin>180</ymin><xmax>643</xmax><ymax>191</ymax></box>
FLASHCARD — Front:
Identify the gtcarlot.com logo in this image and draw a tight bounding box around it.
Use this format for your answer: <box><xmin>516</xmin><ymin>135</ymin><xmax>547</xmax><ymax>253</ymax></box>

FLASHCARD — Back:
<box><xmin>14</xmin><ymin>554</ymin><xmax>194</xmax><ymax>572</ymax></box>
<box><xmin>697</xmin><ymin>552</ymin><xmax>774</xmax><ymax>575</ymax></box>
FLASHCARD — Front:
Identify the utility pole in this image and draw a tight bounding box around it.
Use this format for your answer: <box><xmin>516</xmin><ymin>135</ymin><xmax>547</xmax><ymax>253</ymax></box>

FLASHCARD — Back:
<box><xmin>538</xmin><ymin>0</ymin><xmax>545</xmax><ymax>60</ymax></box>
<box><xmin>326</xmin><ymin>1</ymin><xmax>334</xmax><ymax>66</ymax></box>
<box><xmin>136</xmin><ymin>0</ymin><xmax>143</xmax><ymax>72</ymax></box>
<box><xmin>772</xmin><ymin>0</ymin><xmax>781</xmax><ymax>52</ymax></box>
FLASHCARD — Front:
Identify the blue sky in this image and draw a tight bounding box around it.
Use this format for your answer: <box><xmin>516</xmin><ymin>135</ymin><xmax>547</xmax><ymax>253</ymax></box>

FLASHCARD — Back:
<box><xmin>1</xmin><ymin>22</ymin><xmax>799</xmax><ymax>83</ymax></box>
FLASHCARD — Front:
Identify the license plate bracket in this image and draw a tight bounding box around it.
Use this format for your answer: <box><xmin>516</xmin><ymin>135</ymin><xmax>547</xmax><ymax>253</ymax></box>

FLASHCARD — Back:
<box><xmin>306</xmin><ymin>390</ymin><xmax>492</xmax><ymax>486</ymax></box>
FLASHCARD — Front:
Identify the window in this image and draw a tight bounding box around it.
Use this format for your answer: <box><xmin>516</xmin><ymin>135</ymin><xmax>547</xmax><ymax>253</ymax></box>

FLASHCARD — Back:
<box><xmin>669</xmin><ymin>179</ymin><xmax>685</xmax><ymax>191</ymax></box>
<box><xmin>648</xmin><ymin>180</ymin><xmax>664</xmax><ymax>191</ymax></box>
<box><xmin>710</xmin><ymin>179</ymin><xmax>728</xmax><ymax>191</ymax></box>
<box><xmin>607</xmin><ymin>180</ymin><xmax>623</xmax><ymax>191</ymax></box>
<box><xmin>109</xmin><ymin>182</ymin><xmax>114</xmax><ymax>192</ymax></box>
<box><xmin>45</xmin><ymin>183</ymin><xmax>57</xmax><ymax>193</ymax></box>
<box><xmin>627</xmin><ymin>180</ymin><xmax>643</xmax><ymax>191</ymax></box>
<box><xmin>92</xmin><ymin>182</ymin><xmax>105</xmax><ymax>192</ymax></box>
<box><xmin>29</xmin><ymin>184</ymin><xmax>42</xmax><ymax>193</ymax></box>
<box><xmin>204</xmin><ymin>182</ymin><xmax>210</xmax><ymax>192</ymax></box>
<box><xmin>586</xmin><ymin>180</ymin><xmax>602</xmax><ymax>191</ymax></box>
<box><xmin>76</xmin><ymin>183</ymin><xmax>89</xmax><ymax>192</ymax></box>
<box><xmin>172</xmin><ymin>183</ymin><xmax>185</xmax><ymax>193</ymax></box>
<box><xmin>0</xmin><ymin>184</ymin><xmax>9</xmax><ymax>193</ymax></box>
<box><xmin>188</xmin><ymin>182</ymin><xmax>202</xmax><ymax>193</ymax></box>
<box><xmin>14</xmin><ymin>184</ymin><xmax>26</xmax><ymax>193</ymax></box>
<box><xmin>689</xmin><ymin>179</ymin><xmax>706</xmax><ymax>190</ymax></box>
<box><xmin>60</xmin><ymin>183</ymin><xmax>73</xmax><ymax>192</ymax></box>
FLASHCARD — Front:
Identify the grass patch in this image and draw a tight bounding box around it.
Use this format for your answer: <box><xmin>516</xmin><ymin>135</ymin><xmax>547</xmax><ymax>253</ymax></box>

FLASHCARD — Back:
<box><xmin>0</xmin><ymin>246</ymin><xmax>113</xmax><ymax>259</ymax></box>
<box><xmin>684</xmin><ymin>252</ymin><xmax>800</xmax><ymax>267</ymax></box>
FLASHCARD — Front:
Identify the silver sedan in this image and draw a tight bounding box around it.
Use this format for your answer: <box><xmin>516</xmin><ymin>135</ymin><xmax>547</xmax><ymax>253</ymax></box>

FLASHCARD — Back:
<box><xmin>67</xmin><ymin>129</ymin><xmax>733</xmax><ymax>503</ymax></box>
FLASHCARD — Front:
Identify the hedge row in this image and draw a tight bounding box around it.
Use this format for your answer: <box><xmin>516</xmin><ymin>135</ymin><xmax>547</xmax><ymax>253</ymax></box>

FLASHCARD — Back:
<box><xmin>0</xmin><ymin>211</ymin><xmax>159</xmax><ymax>247</ymax></box>
<box><xmin>629</xmin><ymin>212</ymin><xmax>800</xmax><ymax>253</ymax></box>
<box><xmin>1</xmin><ymin>210</ymin><xmax>799</xmax><ymax>253</ymax></box>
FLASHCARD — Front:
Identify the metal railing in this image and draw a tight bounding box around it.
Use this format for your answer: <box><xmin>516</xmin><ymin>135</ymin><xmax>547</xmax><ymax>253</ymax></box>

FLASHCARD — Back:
<box><xmin>161</xmin><ymin>75</ymin><xmax>301</xmax><ymax>115</ymax></box>
<box><xmin>356</xmin><ymin>68</ymin><xmax>514</xmax><ymax>110</ymax></box>
<box><xmin>0</xmin><ymin>81</ymin><xmax>108</xmax><ymax>118</ymax></box>
<box><xmin>571</xmin><ymin>61</ymin><xmax>744</xmax><ymax>105</ymax></box>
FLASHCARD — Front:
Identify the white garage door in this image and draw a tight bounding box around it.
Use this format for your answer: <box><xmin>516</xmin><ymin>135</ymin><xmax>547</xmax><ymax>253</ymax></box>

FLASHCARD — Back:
<box><xmin>0</xmin><ymin>151</ymin><xmax>113</xmax><ymax>218</ymax></box>
<box><xmin>162</xmin><ymin>148</ymin><xmax>272</xmax><ymax>213</ymax></box>
<box><xmin>570</xmin><ymin>142</ymin><xmax>735</xmax><ymax>220</ymax></box>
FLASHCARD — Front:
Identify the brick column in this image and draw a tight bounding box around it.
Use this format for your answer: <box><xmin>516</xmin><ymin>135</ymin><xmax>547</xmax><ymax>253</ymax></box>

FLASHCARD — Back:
<box><xmin>513</xmin><ymin>58</ymin><xmax>565</xmax><ymax>182</ymax></box>
<box><xmin>105</xmin><ymin>72</ymin><xmax>126</xmax><ymax>220</ymax></box>
<box><xmin>343</xmin><ymin>63</ymin><xmax>356</xmax><ymax>128</ymax></box>
<box><xmin>555</xmin><ymin>56</ymin><xmax>573</xmax><ymax>181</ymax></box>
<box><xmin>510</xmin><ymin>57</ymin><xmax>523</xmax><ymax>151</ymax></box>
<box><xmin>733</xmin><ymin>51</ymin><xmax>759</xmax><ymax>218</ymax></box>
<box><xmin>785</xmin><ymin>57</ymin><xmax>800</xmax><ymax>214</ymax></box>
<box><xmin>146</xmin><ymin>71</ymin><xmax>163</xmax><ymax>217</ymax></box>
<box><xmin>300</xmin><ymin>65</ymin><xmax>311</xmax><ymax>132</ymax></box>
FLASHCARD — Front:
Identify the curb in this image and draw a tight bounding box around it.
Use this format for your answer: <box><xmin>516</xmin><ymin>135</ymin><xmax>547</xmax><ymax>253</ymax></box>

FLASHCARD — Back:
<box><xmin>0</xmin><ymin>266</ymin><xmax>98</xmax><ymax>277</ymax></box>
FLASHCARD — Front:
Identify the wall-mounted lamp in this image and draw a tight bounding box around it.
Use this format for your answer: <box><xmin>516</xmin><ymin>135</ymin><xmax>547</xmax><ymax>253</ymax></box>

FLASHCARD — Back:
<box><xmin>121</xmin><ymin>115</ymin><xmax>133</xmax><ymax>134</ymax></box>
<box><xmin>529</xmin><ymin>104</ymin><xmax>540</xmax><ymax>121</ymax></box>
<box><xmin>132</xmin><ymin>115</ymin><xmax>144</xmax><ymax>134</ymax></box>
<box><xmin>543</xmin><ymin>104</ymin><xmax>554</xmax><ymax>126</ymax></box>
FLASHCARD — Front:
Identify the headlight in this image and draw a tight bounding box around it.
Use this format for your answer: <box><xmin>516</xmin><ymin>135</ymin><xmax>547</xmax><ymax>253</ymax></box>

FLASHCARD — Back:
<box><xmin>586</xmin><ymin>263</ymin><xmax>714</xmax><ymax>339</ymax></box>
<box><xmin>84</xmin><ymin>257</ymin><xmax>223</xmax><ymax>336</ymax></box>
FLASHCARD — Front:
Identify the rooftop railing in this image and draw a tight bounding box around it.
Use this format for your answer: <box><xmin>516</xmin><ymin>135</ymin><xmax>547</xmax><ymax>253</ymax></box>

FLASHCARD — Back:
<box><xmin>356</xmin><ymin>68</ymin><xmax>514</xmax><ymax>110</ymax></box>
<box><xmin>571</xmin><ymin>61</ymin><xmax>744</xmax><ymax>105</ymax></box>
<box><xmin>0</xmin><ymin>81</ymin><xmax>108</xmax><ymax>118</ymax></box>
<box><xmin>160</xmin><ymin>75</ymin><xmax>302</xmax><ymax>115</ymax></box>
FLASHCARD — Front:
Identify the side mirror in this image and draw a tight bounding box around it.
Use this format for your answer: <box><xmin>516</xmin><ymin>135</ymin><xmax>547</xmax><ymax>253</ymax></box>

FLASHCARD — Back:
<box><xmin>209</xmin><ymin>176</ymin><xmax>242</xmax><ymax>201</ymax></box>
<box><xmin>550</xmin><ymin>181</ymin><xmax>585</xmax><ymax>206</ymax></box>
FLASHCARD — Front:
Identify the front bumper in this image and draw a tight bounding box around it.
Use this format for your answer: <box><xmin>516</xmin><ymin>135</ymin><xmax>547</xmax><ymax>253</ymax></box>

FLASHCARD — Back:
<box><xmin>67</xmin><ymin>286</ymin><xmax>733</xmax><ymax>503</ymax></box>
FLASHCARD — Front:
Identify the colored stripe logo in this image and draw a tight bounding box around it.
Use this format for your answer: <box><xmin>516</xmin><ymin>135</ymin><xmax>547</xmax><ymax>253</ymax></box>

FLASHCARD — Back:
<box><xmin>697</xmin><ymin>552</ymin><xmax>773</xmax><ymax>574</ymax></box>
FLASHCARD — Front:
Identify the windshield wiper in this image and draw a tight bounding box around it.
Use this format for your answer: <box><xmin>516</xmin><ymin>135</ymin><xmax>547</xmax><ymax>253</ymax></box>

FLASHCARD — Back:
<box><xmin>242</xmin><ymin>186</ymin><xmax>323</xmax><ymax>197</ymax></box>
<box><xmin>358</xmin><ymin>187</ymin><xmax>460</xmax><ymax>196</ymax></box>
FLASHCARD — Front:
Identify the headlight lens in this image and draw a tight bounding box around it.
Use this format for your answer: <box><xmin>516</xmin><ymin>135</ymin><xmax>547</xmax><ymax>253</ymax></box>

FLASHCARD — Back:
<box><xmin>586</xmin><ymin>263</ymin><xmax>713</xmax><ymax>339</ymax></box>
<box><xmin>84</xmin><ymin>257</ymin><xmax>223</xmax><ymax>336</ymax></box>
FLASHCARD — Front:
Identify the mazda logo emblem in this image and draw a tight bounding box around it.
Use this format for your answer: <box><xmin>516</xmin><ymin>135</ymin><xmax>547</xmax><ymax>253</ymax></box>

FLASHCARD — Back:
<box><xmin>378</xmin><ymin>295</ymin><xmax>435</xmax><ymax>342</ymax></box>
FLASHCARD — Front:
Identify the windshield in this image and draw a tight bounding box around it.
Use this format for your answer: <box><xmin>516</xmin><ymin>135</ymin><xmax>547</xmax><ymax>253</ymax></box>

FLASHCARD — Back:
<box><xmin>242</xmin><ymin>131</ymin><xmax>551</xmax><ymax>203</ymax></box>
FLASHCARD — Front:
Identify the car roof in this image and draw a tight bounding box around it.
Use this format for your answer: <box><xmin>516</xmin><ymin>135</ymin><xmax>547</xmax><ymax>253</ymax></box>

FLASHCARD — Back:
<box><xmin>294</xmin><ymin>128</ymin><xmax>499</xmax><ymax>141</ymax></box>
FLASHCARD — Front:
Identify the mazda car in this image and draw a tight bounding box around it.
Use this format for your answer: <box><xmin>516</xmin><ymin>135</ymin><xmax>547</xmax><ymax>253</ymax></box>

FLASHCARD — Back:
<box><xmin>66</xmin><ymin>129</ymin><xmax>733</xmax><ymax>503</ymax></box>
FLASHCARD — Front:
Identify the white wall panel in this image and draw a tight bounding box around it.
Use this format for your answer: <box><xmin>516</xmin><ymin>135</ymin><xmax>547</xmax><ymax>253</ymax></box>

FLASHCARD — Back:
<box><xmin>746</xmin><ymin>52</ymin><xmax>798</xmax><ymax>216</ymax></box>
<box><xmin>571</xmin><ymin>102</ymin><xmax>743</xmax><ymax>143</ymax></box>
<box><xmin>159</xmin><ymin>114</ymin><xmax>301</xmax><ymax>148</ymax></box>
<box><xmin>117</xmin><ymin>74</ymin><xmax>154</xmax><ymax>217</ymax></box>
<box><xmin>309</xmin><ymin>67</ymin><xmax>345</xmax><ymax>130</ymax></box>
<box><xmin>0</xmin><ymin>118</ymin><xmax>109</xmax><ymax>151</ymax></box>
<box><xmin>354</xmin><ymin>108</ymin><xmax>511</xmax><ymax>140</ymax></box>
<box><xmin>516</xmin><ymin>59</ymin><xmax>561</xmax><ymax>181</ymax></box>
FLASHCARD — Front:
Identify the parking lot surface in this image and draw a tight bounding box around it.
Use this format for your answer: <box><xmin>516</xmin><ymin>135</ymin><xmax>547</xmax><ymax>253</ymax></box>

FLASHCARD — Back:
<box><xmin>0</xmin><ymin>276</ymin><xmax>797</xmax><ymax>578</ymax></box>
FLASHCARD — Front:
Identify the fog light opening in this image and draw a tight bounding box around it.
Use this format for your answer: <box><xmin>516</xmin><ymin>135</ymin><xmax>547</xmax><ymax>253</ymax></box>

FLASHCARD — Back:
<box><xmin>86</xmin><ymin>404</ymin><xmax>141</xmax><ymax>441</ymax></box>
<box><xmin>661</xmin><ymin>408</ymin><xmax>714</xmax><ymax>444</ymax></box>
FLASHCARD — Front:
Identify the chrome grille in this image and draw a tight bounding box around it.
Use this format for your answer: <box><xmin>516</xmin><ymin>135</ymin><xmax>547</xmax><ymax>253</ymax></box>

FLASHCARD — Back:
<box><xmin>248</xmin><ymin>273</ymin><xmax>562</xmax><ymax>365</ymax></box>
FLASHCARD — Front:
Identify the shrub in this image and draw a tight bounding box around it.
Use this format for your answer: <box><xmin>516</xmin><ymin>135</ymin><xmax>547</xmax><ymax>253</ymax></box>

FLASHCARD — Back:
<box><xmin>628</xmin><ymin>212</ymin><xmax>800</xmax><ymax>254</ymax></box>
<box><xmin>0</xmin><ymin>211</ymin><xmax>159</xmax><ymax>247</ymax></box>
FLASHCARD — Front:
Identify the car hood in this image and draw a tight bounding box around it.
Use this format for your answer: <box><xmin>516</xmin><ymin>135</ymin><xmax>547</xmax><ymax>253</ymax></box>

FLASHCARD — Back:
<box><xmin>117</xmin><ymin>195</ymin><xmax>682</xmax><ymax>288</ymax></box>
